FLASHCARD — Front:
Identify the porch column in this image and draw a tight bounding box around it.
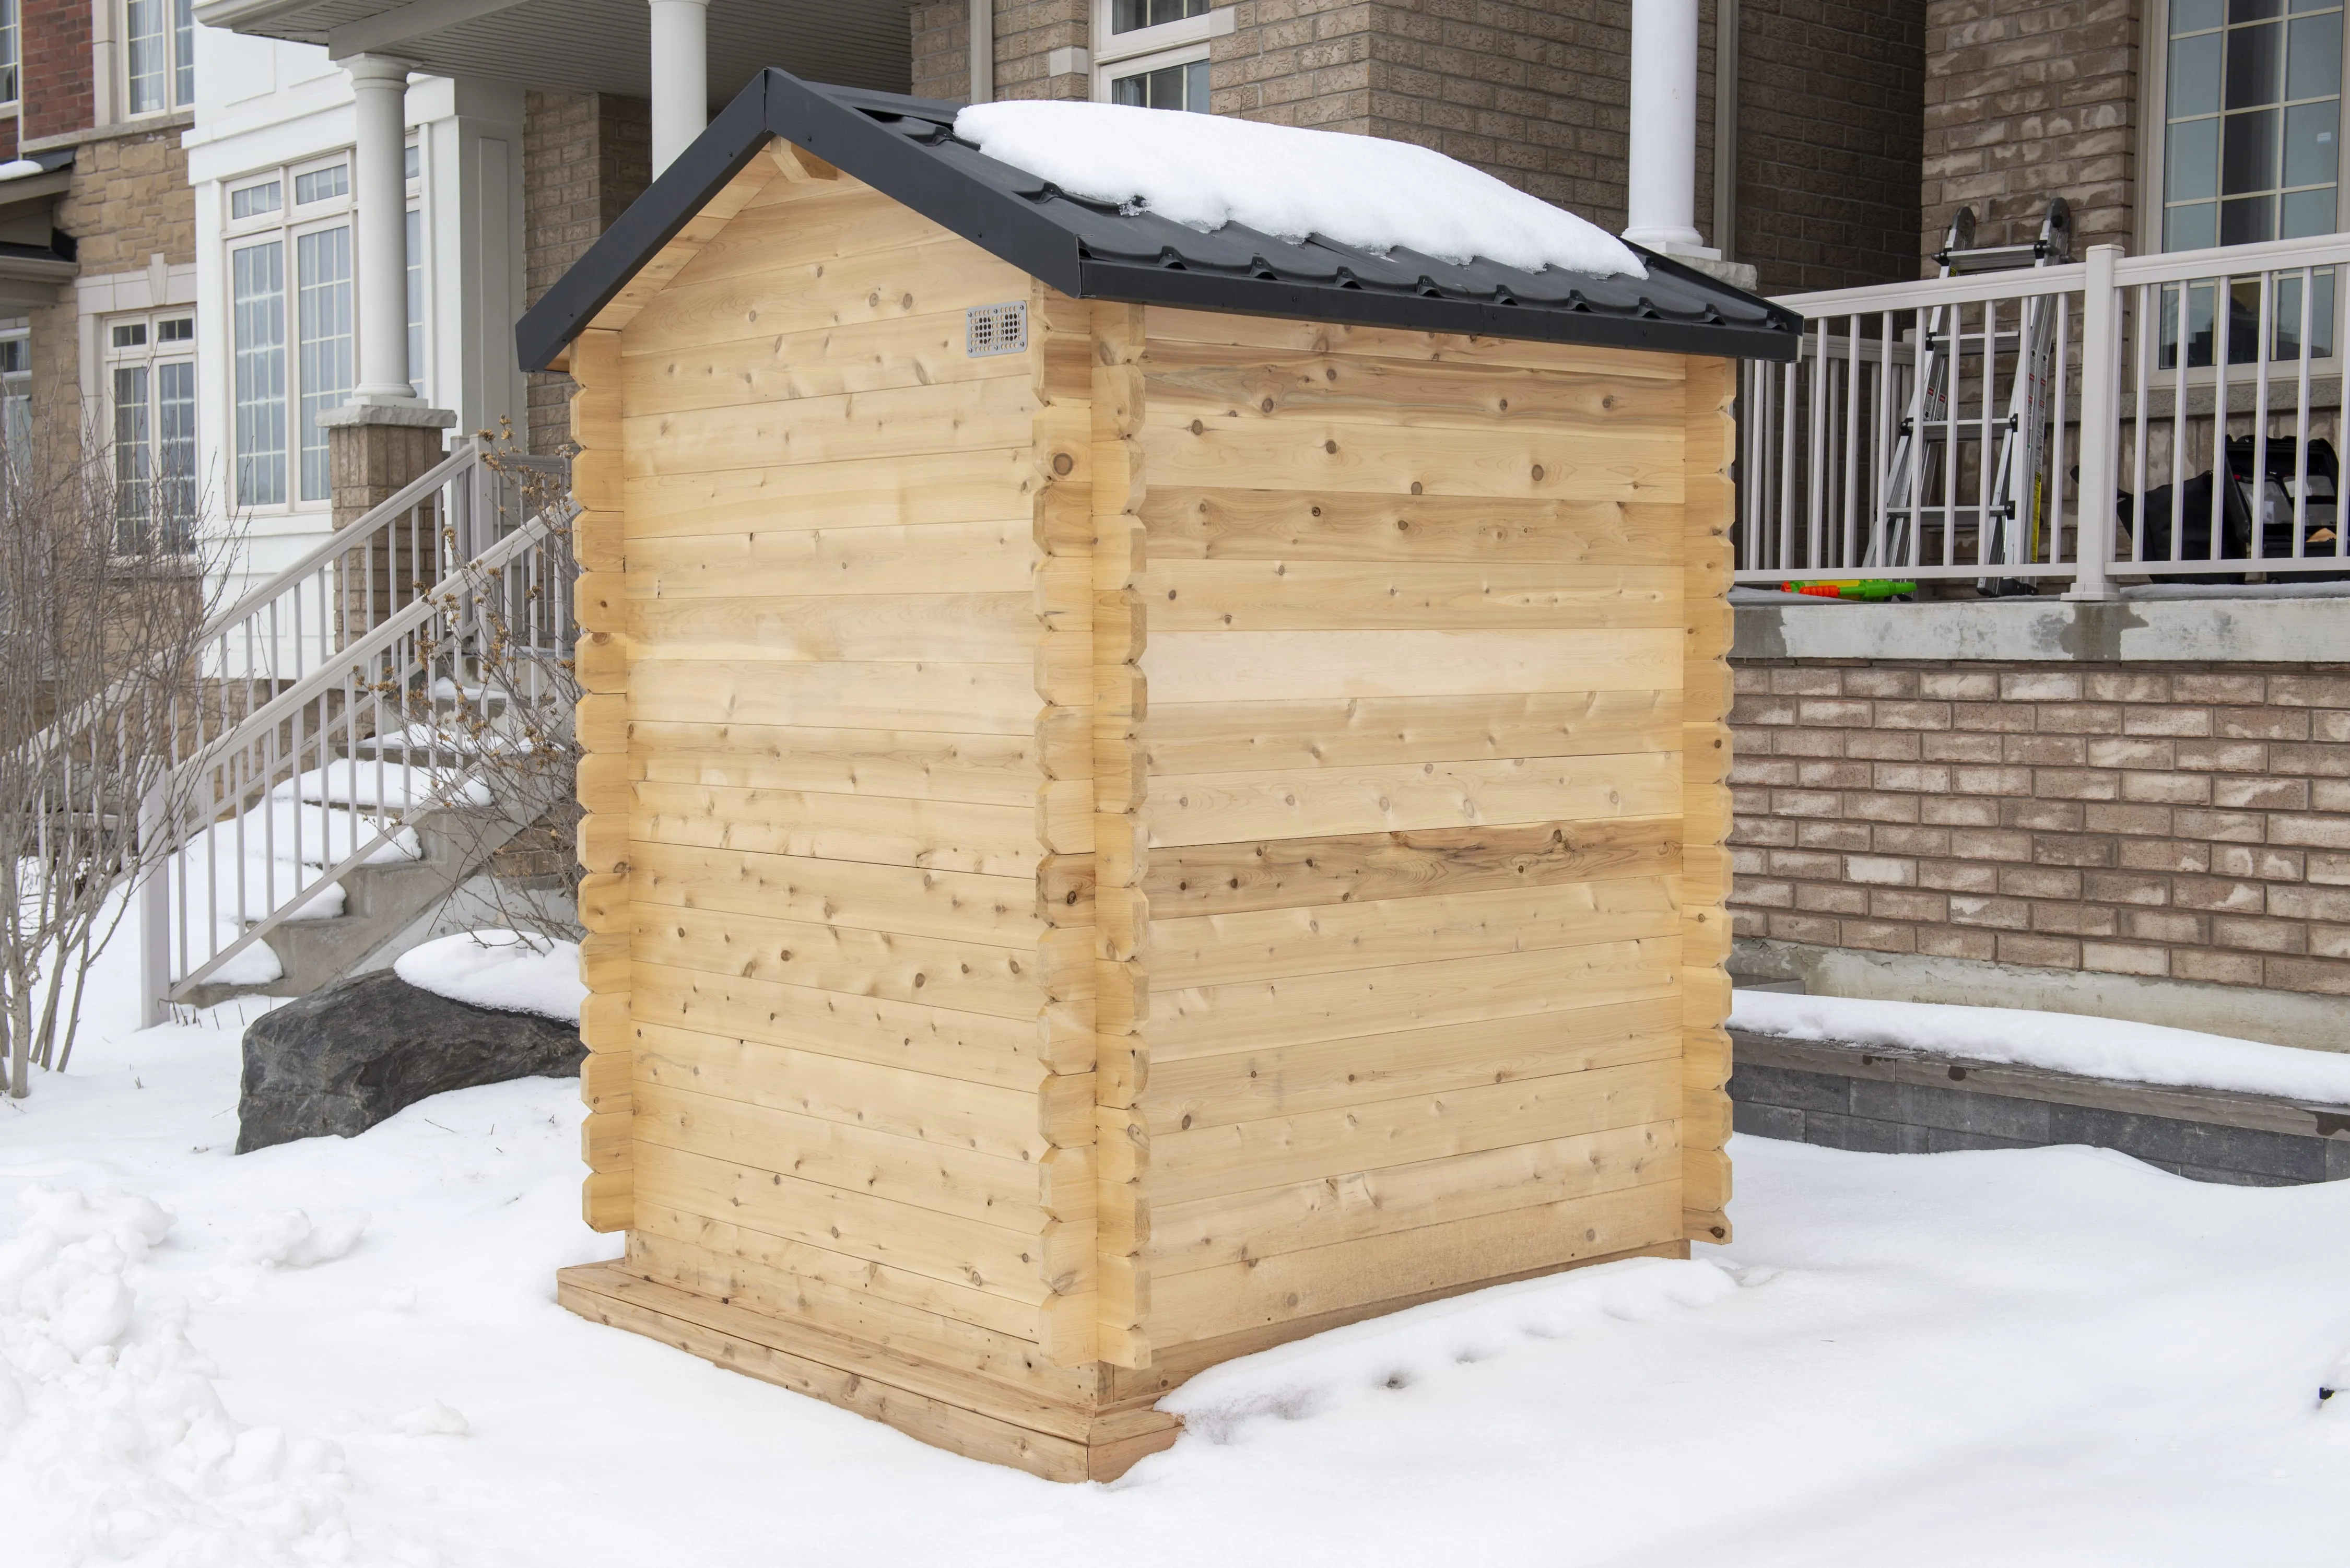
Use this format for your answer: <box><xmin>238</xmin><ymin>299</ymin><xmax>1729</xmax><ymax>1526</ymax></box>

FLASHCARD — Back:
<box><xmin>1623</xmin><ymin>0</ymin><xmax>1709</xmax><ymax>256</ymax></box>
<box><xmin>650</xmin><ymin>0</ymin><xmax>712</xmax><ymax>175</ymax></box>
<box><xmin>345</xmin><ymin>53</ymin><xmax>418</xmax><ymax>405</ymax></box>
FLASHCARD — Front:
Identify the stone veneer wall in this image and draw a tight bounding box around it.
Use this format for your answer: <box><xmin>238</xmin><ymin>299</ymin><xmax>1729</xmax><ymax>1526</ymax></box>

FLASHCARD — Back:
<box><xmin>521</xmin><ymin>91</ymin><xmax>651</xmax><ymax>453</ymax></box>
<box><xmin>1729</xmin><ymin>659</ymin><xmax>2350</xmax><ymax>999</ymax></box>
<box><xmin>1921</xmin><ymin>0</ymin><xmax>2141</xmax><ymax>262</ymax></box>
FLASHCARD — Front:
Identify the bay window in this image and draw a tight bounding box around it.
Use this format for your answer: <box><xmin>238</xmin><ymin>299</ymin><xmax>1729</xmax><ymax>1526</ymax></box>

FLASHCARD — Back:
<box><xmin>227</xmin><ymin>157</ymin><xmax>355</xmax><ymax>509</ymax></box>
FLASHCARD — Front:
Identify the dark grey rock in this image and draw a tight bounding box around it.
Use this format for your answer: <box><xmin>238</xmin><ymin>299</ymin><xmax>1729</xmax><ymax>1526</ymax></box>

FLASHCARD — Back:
<box><xmin>238</xmin><ymin>969</ymin><xmax>583</xmax><ymax>1154</ymax></box>
<box><xmin>1733</xmin><ymin>1100</ymin><xmax>1807</xmax><ymax>1140</ymax></box>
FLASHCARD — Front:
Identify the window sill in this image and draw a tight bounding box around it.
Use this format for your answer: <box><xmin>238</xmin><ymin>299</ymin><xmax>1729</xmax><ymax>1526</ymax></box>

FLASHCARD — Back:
<box><xmin>23</xmin><ymin>111</ymin><xmax>197</xmax><ymax>156</ymax></box>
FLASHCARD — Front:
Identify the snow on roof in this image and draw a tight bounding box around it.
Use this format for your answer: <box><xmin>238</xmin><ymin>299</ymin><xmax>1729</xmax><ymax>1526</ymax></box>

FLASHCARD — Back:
<box><xmin>953</xmin><ymin>101</ymin><xmax>1646</xmax><ymax>281</ymax></box>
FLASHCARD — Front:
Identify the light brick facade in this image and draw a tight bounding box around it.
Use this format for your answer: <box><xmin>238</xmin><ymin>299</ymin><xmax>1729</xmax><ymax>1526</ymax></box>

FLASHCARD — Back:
<box><xmin>1921</xmin><ymin>0</ymin><xmax>2142</xmax><ymax>262</ymax></box>
<box><xmin>1729</xmin><ymin>661</ymin><xmax>2350</xmax><ymax>999</ymax></box>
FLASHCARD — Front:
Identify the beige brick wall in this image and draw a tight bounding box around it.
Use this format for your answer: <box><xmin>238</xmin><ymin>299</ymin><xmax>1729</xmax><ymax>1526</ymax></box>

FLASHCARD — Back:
<box><xmin>1211</xmin><ymin>0</ymin><xmax>1711</xmax><ymax>236</ymax></box>
<box><xmin>1730</xmin><ymin>661</ymin><xmax>2350</xmax><ymax>998</ymax></box>
<box><xmin>522</xmin><ymin>90</ymin><xmax>651</xmax><ymax>453</ymax></box>
<box><xmin>1740</xmin><ymin>0</ymin><xmax>1926</xmax><ymax>291</ymax></box>
<box><xmin>1922</xmin><ymin>0</ymin><xmax>2141</xmax><ymax>263</ymax></box>
<box><xmin>912</xmin><ymin>1</ymin><xmax>970</xmax><ymax>100</ymax></box>
<box><xmin>919</xmin><ymin>1</ymin><xmax>1925</xmax><ymax>289</ymax></box>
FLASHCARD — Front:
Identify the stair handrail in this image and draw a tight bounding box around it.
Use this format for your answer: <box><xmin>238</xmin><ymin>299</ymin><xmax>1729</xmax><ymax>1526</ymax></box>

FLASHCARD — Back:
<box><xmin>163</xmin><ymin>492</ymin><xmax>577</xmax><ymax>998</ymax></box>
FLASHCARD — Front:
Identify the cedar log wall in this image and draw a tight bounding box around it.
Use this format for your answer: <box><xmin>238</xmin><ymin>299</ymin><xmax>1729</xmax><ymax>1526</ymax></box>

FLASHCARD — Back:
<box><xmin>560</xmin><ymin>143</ymin><xmax>1735</xmax><ymax>1471</ymax></box>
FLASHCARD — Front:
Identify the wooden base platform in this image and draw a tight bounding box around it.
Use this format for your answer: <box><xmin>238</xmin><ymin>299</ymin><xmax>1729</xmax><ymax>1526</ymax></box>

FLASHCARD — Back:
<box><xmin>557</xmin><ymin>1237</ymin><xmax>1689</xmax><ymax>1482</ymax></box>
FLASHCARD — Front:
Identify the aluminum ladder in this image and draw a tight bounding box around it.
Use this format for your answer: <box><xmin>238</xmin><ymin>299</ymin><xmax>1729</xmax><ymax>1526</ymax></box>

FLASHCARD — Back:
<box><xmin>1871</xmin><ymin>197</ymin><xmax>2073</xmax><ymax>593</ymax></box>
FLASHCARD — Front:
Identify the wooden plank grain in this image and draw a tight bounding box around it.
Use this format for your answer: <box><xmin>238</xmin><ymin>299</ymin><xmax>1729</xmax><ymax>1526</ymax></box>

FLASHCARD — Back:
<box><xmin>1149</xmin><ymin>936</ymin><xmax>1682</xmax><ymax>1060</ymax></box>
<box><xmin>624</xmin><ymin>374</ymin><xmax>1041</xmax><ymax>477</ymax></box>
<box><xmin>1141</xmin><ymin>489</ymin><xmax>1684</xmax><ymax>565</ymax></box>
<box><xmin>1145</xmin><ymin>1181</ymin><xmax>1684</xmax><ymax>1347</ymax></box>
<box><xmin>1147</xmin><ymin>1119</ymin><xmax>1678</xmax><ymax>1275</ymax></box>
<box><xmin>623</xmin><ymin>447</ymin><xmax>1036</xmax><ymax>540</ymax></box>
<box><xmin>631</xmin><ymin>779</ymin><xmax>1039</xmax><ymax>877</ymax></box>
<box><xmin>1138</xmin><ymin>341</ymin><xmax>1688</xmax><ymax>431</ymax></box>
<box><xmin>628</xmin><ymin>726</ymin><xmax>1044</xmax><ymax>808</ymax></box>
<box><xmin>1142</xmin><ymin>629</ymin><xmax>1682</xmax><ymax>703</ymax></box>
<box><xmin>624</xmin><ymin>519</ymin><xmax>1036</xmax><ymax>600</ymax></box>
<box><xmin>630</xmin><ymin>902</ymin><xmax>1045</xmax><ymax>1020</ymax></box>
<box><xmin>1141</xmin><ymin>817</ymin><xmax>1682</xmax><ymax>917</ymax></box>
<box><xmin>1144</xmin><ymin>751</ymin><xmax>1682</xmax><ymax>847</ymax></box>
<box><xmin>1138</xmin><ymin>560</ymin><xmax>1682</xmax><ymax>631</ymax></box>
<box><xmin>1138</xmin><ymin>415</ymin><xmax>1681</xmax><ymax>502</ymax></box>
<box><xmin>629</xmin><ymin>965</ymin><xmax>1051</xmax><ymax>1089</ymax></box>
<box><xmin>1141</xmin><ymin>992</ymin><xmax>1684</xmax><ymax>1133</ymax></box>
<box><xmin>1146</xmin><ymin>1056</ymin><xmax>1682</xmax><ymax>1206</ymax></box>
<box><xmin>629</xmin><ymin>592</ymin><xmax>1035</xmax><ymax>664</ymax></box>
<box><xmin>1139</xmin><ymin>689</ymin><xmax>1679</xmax><ymax>775</ymax></box>
<box><xmin>1148</xmin><ymin>875</ymin><xmax>1682</xmax><ymax>988</ymax></box>
<box><xmin>628</xmin><ymin>840</ymin><xmax>1042</xmax><ymax>949</ymax></box>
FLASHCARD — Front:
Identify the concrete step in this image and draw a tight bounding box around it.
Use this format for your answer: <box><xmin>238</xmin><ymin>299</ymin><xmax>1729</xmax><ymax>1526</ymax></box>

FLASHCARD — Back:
<box><xmin>180</xmin><ymin>801</ymin><xmax>534</xmax><ymax>1010</ymax></box>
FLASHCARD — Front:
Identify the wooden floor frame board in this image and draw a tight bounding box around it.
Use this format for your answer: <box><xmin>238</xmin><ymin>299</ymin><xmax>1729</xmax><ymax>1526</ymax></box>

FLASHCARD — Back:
<box><xmin>558</xmin><ymin>1232</ymin><xmax>1688</xmax><ymax>1482</ymax></box>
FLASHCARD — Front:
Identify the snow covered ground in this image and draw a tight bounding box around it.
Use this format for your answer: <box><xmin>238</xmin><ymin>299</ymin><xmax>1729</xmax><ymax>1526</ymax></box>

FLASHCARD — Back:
<box><xmin>4</xmin><ymin>956</ymin><xmax>2348</xmax><ymax>1564</ymax></box>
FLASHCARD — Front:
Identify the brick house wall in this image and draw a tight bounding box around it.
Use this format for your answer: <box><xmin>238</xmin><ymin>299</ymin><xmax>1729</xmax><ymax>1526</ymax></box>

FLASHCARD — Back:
<box><xmin>912</xmin><ymin>0</ymin><xmax>1924</xmax><ymax>290</ymax></box>
<box><xmin>1729</xmin><ymin>660</ymin><xmax>2350</xmax><ymax>999</ymax></box>
<box><xmin>1739</xmin><ymin>0</ymin><xmax>1926</xmax><ymax>291</ymax></box>
<box><xmin>1921</xmin><ymin>0</ymin><xmax>2141</xmax><ymax>263</ymax></box>
<box><xmin>521</xmin><ymin>91</ymin><xmax>650</xmax><ymax>453</ymax></box>
<box><xmin>21</xmin><ymin>0</ymin><xmax>92</xmax><ymax>143</ymax></box>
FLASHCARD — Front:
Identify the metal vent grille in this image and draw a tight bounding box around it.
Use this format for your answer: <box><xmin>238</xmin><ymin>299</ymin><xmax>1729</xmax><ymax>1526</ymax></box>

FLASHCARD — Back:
<box><xmin>966</xmin><ymin>301</ymin><xmax>1028</xmax><ymax>358</ymax></box>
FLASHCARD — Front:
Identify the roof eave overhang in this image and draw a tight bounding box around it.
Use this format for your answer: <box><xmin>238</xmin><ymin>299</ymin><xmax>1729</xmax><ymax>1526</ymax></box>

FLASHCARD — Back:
<box><xmin>1077</xmin><ymin>258</ymin><xmax>1801</xmax><ymax>362</ymax></box>
<box><xmin>515</xmin><ymin>72</ymin><xmax>1082</xmax><ymax>373</ymax></box>
<box><xmin>514</xmin><ymin>70</ymin><xmax>1803</xmax><ymax>373</ymax></box>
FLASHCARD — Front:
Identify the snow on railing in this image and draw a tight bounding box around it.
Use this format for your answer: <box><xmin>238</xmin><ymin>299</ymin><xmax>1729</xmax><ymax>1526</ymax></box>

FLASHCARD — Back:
<box><xmin>1741</xmin><ymin>233</ymin><xmax>2350</xmax><ymax>595</ymax></box>
<box><xmin>137</xmin><ymin>440</ymin><xmax>575</xmax><ymax>1006</ymax></box>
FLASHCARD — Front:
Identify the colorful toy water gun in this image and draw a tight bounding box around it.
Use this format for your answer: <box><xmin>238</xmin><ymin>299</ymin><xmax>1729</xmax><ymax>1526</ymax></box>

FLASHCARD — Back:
<box><xmin>1780</xmin><ymin>580</ymin><xmax>1918</xmax><ymax>601</ymax></box>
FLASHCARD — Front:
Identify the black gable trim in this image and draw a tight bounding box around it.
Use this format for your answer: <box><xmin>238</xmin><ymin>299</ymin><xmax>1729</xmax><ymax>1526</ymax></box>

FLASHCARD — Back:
<box><xmin>515</xmin><ymin>69</ymin><xmax>1800</xmax><ymax>374</ymax></box>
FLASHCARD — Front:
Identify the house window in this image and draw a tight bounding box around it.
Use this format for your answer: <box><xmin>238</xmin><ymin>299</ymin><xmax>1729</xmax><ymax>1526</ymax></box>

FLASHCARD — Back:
<box><xmin>106</xmin><ymin>312</ymin><xmax>197</xmax><ymax>551</ymax></box>
<box><xmin>2163</xmin><ymin>0</ymin><xmax>2343</xmax><ymax>250</ymax></box>
<box><xmin>0</xmin><ymin>0</ymin><xmax>20</xmax><ymax>104</ymax></box>
<box><xmin>0</xmin><ymin>329</ymin><xmax>28</xmax><ymax>463</ymax></box>
<box><xmin>226</xmin><ymin>155</ymin><xmax>357</xmax><ymax>509</ymax></box>
<box><xmin>124</xmin><ymin>0</ymin><xmax>197</xmax><ymax>115</ymax></box>
<box><xmin>1092</xmin><ymin>0</ymin><xmax>1218</xmax><ymax>110</ymax></box>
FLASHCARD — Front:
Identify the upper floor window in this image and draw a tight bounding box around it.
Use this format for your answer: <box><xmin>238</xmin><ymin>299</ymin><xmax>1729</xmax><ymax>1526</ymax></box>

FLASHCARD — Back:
<box><xmin>1092</xmin><ymin>0</ymin><xmax>1217</xmax><ymax>111</ymax></box>
<box><xmin>226</xmin><ymin>156</ymin><xmax>355</xmax><ymax>509</ymax></box>
<box><xmin>0</xmin><ymin>0</ymin><xmax>20</xmax><ymax>104</ymax></box>
<box><xmin>124</xmin><ymin>0</ymin><xmax>196</xmax><ymax>116</ymax></box>
<box><xmin>2163</xmin><ymin>0</ymin><xmax>2344</xmax><ymax>250</ymax></box>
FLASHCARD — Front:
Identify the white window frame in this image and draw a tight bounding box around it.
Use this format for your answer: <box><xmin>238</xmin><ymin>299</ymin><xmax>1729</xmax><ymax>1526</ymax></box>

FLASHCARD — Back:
<box><xmin>1089</xmin><ymin>0</ymin><xmax>1230</xmax><ymax>107</ymax></box>
<box><xmin>2142</xmin><ymin>0</ymin><xmax>2350</xmax><ymax>255</ymax></box>
<box><xmin>0</xmin><ymin>0</ymin><xmax>20</xmax><ymax>107</ymax></box>
<box><xmin>0</xmin><ymin>323</ymin><xmax>29</xmax><ymax>466</ymax></box>
<box><xmin>103</xmin><ymin>305</ymin><xmax>198</xmax><ymax>553</ymax></box>
<box><xmin>222</xmin><ymin>151</ymin><xmax>359</xmax><ymax>514</ymax></box>
<box><xmin>120</xmin><ymin>0</ymin><xmax>197</xmax><ymax>119</ymax></box>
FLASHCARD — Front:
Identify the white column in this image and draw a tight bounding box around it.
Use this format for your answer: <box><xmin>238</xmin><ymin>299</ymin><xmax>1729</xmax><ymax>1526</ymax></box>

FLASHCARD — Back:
<box><xmin>650</xmin><ymin>0</ymin><xmax>712</xmax><ymax>175</ymax></box>
<box><xmin>345</xmin><ymin>53</ymin><xmax>417</xmax><ymax>405</ymax></box>
<box><xmin>1623</xmin><ymin>0</ymin><xmax>1708</xmax><ymax>256</ymax></box>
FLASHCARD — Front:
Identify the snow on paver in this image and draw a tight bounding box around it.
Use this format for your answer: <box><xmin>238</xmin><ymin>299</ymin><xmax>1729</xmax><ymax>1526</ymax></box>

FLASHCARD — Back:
<box><xmin>1733</xmin><ymin>987</ymin><xmax>2350</xmax><ymax>1104</ymax></box>
<box><xmin>2</xmin><ymin>945</ymin><xmax>2346</xmax><ymax>1567</ymax></box>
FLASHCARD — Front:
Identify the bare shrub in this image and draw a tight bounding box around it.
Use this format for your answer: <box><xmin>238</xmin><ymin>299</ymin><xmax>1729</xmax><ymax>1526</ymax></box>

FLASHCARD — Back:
<box><xmin>0</xmin><ymin>423</ymin><xmax>230</xmax><ymax>1096</ymax></box>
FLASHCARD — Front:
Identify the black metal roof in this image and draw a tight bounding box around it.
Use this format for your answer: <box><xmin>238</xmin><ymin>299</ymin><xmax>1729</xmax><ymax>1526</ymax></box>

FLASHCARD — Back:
<box><xmin>515</xmin><ymin>70</ymin><xmax>1802</xmax><ymax>374</ymax></box>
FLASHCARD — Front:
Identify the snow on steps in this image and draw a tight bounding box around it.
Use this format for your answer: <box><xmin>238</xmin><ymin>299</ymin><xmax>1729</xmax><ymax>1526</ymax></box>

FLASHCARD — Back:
<box><xmin>178</xmin><ymin>745</ymin><xmax>531</xmax><ymax>1010</ymax></box>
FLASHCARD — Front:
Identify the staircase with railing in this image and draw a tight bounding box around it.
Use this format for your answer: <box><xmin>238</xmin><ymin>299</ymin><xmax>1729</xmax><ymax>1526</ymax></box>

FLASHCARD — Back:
<box><xmin>132</xmin><ymin>437</ymin><xmax>577</xmax><ymax>1017</ymax></box>
<box><xmin>1740</xmin><ymin>231</ymin><xmax>2350</xmax><ymax>595</ymax></box>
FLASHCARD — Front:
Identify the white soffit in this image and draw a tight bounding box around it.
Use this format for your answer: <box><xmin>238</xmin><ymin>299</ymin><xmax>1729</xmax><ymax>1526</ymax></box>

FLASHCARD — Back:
<box><xmin>194</xmin><ymin>0</ymin><xmax>913</xmax><ymax>97</ymax></box>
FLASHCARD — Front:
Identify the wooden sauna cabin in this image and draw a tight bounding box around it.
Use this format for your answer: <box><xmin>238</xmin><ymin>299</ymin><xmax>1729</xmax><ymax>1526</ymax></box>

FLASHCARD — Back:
<box><xmin>515</xmin><ymin>70</ymin><xmax>1801</xmax><ymax>1482</ymax></box>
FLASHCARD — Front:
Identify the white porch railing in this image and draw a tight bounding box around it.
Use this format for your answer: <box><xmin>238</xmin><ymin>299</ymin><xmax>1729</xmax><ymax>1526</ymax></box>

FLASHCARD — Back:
<box><xmin>140</xmin><ymin>438</ymin><xmax>575</xmax><ymax>1005</ymax></box>
<box><xmin>1741</xmin><ymin>232</ymin><xmax>2350</xmax><ymax>594</ymax></box>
